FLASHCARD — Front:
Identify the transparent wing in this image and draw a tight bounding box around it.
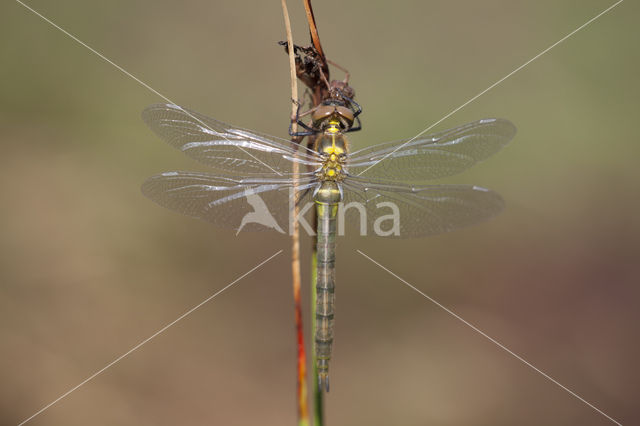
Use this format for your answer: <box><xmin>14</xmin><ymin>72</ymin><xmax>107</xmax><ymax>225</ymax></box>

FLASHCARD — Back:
<box><xmin>142</xmin><ymin>171</ymin><xmax>317</xmax><ymax>233</ymax></box>
<box><xmin>346</xmin><ymin>118</ymin><xmax>516</xmax><ymax>181</ymax></box>
<box><xmin>340</xmin><ymin>176</ymin><xmax>504</xmax><ymax>238</ymax></box>
<box><xmin>142</xmin><ymin>104</ymin><xmax>322</xmax><ymax>176</ymax></box>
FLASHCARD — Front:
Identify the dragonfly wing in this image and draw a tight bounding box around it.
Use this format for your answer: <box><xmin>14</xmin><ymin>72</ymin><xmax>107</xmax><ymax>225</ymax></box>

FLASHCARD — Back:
<box><xmin>142</xmin><ymin>104</ymin><xmax>321</xmax><ymax>176</ymax></box>
<box><xmin>142</xmin><ymin>171</ymin><xmax>316</xmax><ymax>233</ymax></box>
<box><xmin>346</xmin><ymin>118</ymin><xmax>516</xmax><ymax>181</ymax></box>
<box><xmin>340</xmin><ymin>177</ymin><xmax>504</xmax><ymax>238</ymax></box>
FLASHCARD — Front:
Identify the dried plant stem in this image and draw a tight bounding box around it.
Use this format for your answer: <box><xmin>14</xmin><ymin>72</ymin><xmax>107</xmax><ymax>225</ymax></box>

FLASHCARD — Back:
<box><xmin>281</xmin><ymin>1</ymin><xmax>309</xmax><ymax>425</ymax></box>
<box><xmin>303</xmin><ymin>0</ymin><xmax>325</xmax><ymax>59</ymax></box>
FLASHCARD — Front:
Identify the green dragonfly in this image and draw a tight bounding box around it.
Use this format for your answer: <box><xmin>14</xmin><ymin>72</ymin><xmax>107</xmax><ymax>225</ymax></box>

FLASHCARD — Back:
<box><xmin>141</xmin><ymin>102</ymin><xmax>516</xmax><ymax>391</ymax></box>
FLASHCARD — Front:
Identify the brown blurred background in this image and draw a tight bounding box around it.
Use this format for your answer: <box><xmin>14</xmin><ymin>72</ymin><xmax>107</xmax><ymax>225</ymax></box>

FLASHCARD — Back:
<box><xmin>1</xmin><ymin>0</ymin><xmax>638</xmax><ymax>425</ymax></box>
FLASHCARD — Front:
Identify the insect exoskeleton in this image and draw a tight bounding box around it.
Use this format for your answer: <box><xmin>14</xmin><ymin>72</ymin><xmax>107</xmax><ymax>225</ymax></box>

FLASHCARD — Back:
<box><xmin>311</xmin><ymin>103</ymin><xmax>355</xmax><ymax>131</ymax></box>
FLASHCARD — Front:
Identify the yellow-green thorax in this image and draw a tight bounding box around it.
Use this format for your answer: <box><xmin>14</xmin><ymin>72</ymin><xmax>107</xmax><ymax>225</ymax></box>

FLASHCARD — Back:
<box><xmin>315</xmin><ymin>120</ymin><xmax>348</xmax><ymax>183</ymax></box>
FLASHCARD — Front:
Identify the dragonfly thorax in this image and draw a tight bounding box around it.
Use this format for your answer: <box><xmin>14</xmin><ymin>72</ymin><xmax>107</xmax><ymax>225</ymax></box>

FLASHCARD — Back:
<box><xmin>316</xmin><ymin>131</ymin><xmax>348</xmax><ymax>183</ymax></box>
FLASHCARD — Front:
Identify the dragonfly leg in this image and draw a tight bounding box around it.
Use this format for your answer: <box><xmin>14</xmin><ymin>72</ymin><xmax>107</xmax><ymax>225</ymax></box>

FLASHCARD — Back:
<box><xmin>289</xmin><ymin>100</ymin><xmax>319</xmax><ymax>137</ymax></box>
<box><xmin>345</xmin><ymin>96</ymin><xmax>362</xmax><ymax>118</ymax></box>
<box><xmin>346</xmin><ymin>114</ymin><xmax>362</xmax><ymax>133</ymax></box>
<box><xmin>289</xmin><ymin>117</ymin><xmax>317</xmax><ymax>137</ymax></box>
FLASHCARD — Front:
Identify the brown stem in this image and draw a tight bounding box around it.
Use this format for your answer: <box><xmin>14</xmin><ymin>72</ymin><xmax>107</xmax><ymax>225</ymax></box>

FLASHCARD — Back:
<box><xmin>281</xmin><ymin>1</ymin><xmax>309</xmax><ymax>425</ymax></box>
<box><xmin>303</xmin><ymin>0</ymin><xmax>325</xmax><ymax>61</ymax></box>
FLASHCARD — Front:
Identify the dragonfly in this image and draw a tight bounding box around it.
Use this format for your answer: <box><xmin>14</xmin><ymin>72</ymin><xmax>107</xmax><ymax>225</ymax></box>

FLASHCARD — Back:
<box><xmin>141</xmin><ymin>102</ymin><xmax>516</xmax><ymax>391</ymax></box>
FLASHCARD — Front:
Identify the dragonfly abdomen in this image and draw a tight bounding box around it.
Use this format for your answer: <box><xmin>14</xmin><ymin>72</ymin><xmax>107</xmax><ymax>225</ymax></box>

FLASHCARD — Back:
<box><xmin>315</xmin><ymin>181</ymin><xmax>341</xmax><ymax>392</ymax></box>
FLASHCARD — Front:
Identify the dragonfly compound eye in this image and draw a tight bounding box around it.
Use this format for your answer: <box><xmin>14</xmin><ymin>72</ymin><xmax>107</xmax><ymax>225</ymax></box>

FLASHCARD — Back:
<box><xmin>334</xmin><ymin>106</ymin><xmax>354</xmax><ymax>127</ymax></box>
<box><xmin>312</xmin><ymin>105</ymin><xmax>337</xmax><ymax>127</ymax></box>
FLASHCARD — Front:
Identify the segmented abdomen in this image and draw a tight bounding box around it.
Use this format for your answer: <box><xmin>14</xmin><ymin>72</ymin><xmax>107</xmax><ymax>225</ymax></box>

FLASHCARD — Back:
<box><xmin>315</xmin><ymin>202</ymin><xmax>337</xmax><ymax>392</ymax></box>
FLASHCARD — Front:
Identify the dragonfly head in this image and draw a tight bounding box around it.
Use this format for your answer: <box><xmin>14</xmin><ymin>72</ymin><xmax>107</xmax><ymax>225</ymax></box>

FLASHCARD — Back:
<box><xmin>312</xmin><ymin>103</ymin><xmax>355</xmax><ymax>132</ymax></box>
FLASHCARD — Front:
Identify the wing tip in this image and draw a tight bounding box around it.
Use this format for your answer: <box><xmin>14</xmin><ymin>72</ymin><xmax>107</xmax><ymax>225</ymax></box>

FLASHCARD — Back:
<box><xmin>141</xmin><ymin>103</ymin><xmax>183</xmax><ymax>123</ymax></box>
<box><xmin>482</xmin><ymin>117</ymin><xmax>517</xmax><ymax>140</ymax></box>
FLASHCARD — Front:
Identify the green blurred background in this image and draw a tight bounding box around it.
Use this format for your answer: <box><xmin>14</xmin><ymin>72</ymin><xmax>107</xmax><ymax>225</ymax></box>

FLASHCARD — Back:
<box><xmin>1</xmin><ymin>0</ymin><xmax>638</xmax><ymax>424</ymax></box>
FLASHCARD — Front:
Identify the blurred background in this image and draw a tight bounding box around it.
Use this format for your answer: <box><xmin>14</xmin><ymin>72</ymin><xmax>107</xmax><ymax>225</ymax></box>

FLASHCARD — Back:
<box><xmin>1</xmin><ymin>0</ymin><xmax>638</xmax><ymax>424</ymax></box>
